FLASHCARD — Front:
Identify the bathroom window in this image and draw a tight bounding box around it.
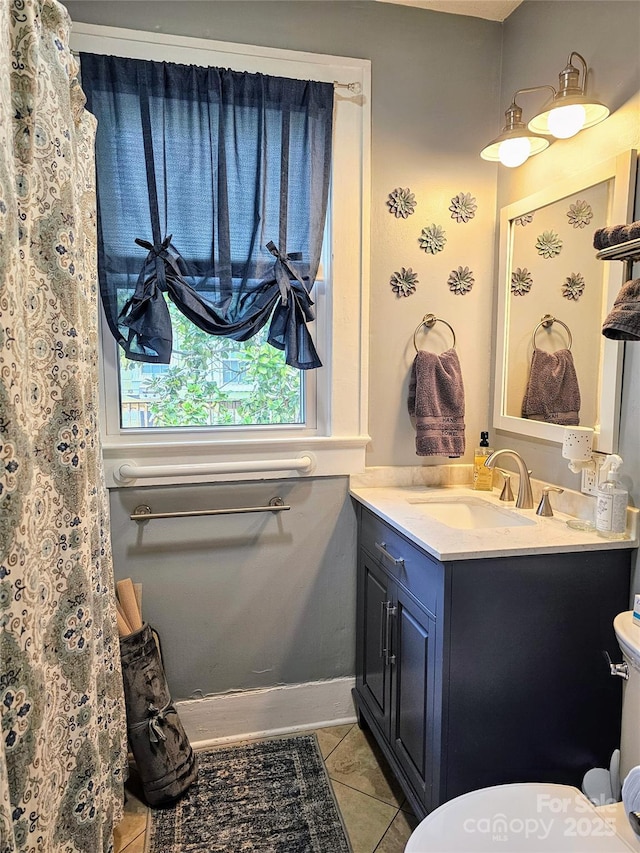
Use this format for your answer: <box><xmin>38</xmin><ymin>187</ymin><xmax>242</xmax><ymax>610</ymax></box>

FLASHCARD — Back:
<box><xmin>72</xmin><ymin>25</ymin><xmax>370</xmax><ymax>486</ymax></box>
<box><xmin>117</xmin><ymin>303</ymin><xmax>306</xmax><ymax>429</ymax></box>
<box><xmin>82</xmin><ymin>49</ymin><xmax>332</xmax><ymax>432</ymax></box>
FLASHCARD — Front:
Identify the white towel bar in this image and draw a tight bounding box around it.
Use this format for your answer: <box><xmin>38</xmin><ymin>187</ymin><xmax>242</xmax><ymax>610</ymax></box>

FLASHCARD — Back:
<box><xmin>117</xmin><ymin>455</ymin><xmax>314</xmax><ymax>482</ymax></box>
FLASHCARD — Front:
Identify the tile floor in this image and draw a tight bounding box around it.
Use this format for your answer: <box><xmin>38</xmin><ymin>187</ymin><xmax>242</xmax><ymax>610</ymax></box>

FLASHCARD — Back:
<box><xmin>114</xmin><ymin>722</ymin><xmax>419</xmax><ymax>853</ymax></box>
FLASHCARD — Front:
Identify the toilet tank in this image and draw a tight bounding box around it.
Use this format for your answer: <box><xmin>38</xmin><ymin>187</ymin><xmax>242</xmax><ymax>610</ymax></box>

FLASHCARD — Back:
<box><xmin>614</xmin><ymin>611</ymin><xmax>640</xmax><ymax>780</ymax></box>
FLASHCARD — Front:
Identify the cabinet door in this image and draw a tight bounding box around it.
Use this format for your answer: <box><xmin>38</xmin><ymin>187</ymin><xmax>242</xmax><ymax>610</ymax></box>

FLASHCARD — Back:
<box><xmin>390</xmin><ymin>584</ymin><xmax>435</xmax><ymax>806</ymax></box>
<box><xmin>356</xmin><ymin>549</ymin><xmax>392</xmax><ymax>736</ymax></box>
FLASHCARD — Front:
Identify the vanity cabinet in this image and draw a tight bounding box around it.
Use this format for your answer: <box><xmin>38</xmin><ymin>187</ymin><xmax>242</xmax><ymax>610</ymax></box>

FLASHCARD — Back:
<box><xmin>358</xmin><ymin>547</ymin><xmax>437</xmax><ymax>805</ymax></box>
<box><xmin>353</xmin><ymin>503</ymin><xmax>632</xmax><ymax>819</ymax></box>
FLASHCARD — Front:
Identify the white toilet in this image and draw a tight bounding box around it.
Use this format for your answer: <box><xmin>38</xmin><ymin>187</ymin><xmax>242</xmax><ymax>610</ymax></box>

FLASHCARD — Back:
<box><xmin>405</xmin><ymin>610</ymin><xmax>640</xmax><ymax>852</ymax></box>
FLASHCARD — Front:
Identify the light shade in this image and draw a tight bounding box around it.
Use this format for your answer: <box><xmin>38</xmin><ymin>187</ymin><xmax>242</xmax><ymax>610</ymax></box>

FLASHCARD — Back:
<box><xmin>480</xmin><ymin>101</ymin><xmax>550</xmax><ymax>167</ymax></box>
<box><xmin>527</xmin><ymin>52</ymin><xmax>609</xmax><ymax>138</ymax></box>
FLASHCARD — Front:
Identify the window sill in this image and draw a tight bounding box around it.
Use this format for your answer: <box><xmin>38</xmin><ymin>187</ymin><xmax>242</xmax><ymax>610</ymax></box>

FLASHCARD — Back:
<box><xmin>102</xmin><ymin>434</ymin><xmax>370</xmax><ymax>488</ymax></box>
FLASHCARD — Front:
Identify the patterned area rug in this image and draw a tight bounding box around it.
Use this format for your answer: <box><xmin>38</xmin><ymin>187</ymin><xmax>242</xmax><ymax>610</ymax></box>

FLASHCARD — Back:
<box><xmin>146</xmin><ymin>734</ymin><xmax>352</xmax><ymax>852</ymax></box>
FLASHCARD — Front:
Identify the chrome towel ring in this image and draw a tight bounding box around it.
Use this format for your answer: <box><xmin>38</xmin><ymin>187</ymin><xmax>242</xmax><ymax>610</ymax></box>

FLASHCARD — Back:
<box><xmin>413</xmin><ymin>313</ymin><xmax>456</xmax><ymax>352</ymax></box>
<box><xmin>531</xmin><ymin>314</ymin><xmax>573</xmax><ymax>350</ymax></box>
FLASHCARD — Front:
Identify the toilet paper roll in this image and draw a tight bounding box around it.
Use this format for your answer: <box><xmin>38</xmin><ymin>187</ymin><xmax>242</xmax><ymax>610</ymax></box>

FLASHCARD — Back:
<box><xmin>622</xmin><ymin>765</ymin><xmax>640</xmax><ymax>836</ymax></box>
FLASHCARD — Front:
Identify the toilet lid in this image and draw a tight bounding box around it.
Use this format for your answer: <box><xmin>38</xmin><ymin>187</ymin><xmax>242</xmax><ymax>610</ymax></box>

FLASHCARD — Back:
<box><xmin>405</xmin><ymin>783</ymin><xmax>639</xmax><ymax>852</ymax></box>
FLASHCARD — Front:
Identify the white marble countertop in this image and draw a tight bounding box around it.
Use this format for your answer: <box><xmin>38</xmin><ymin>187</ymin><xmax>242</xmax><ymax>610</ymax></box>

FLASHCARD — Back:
<box><xmin>350</xmin><ymin>482</ymin><xmax>639</xmax><ymax>562</ymax></box>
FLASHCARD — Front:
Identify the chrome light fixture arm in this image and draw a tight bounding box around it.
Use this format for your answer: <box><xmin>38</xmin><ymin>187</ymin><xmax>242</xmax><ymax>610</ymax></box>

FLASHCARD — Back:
<box><xmin>558</xmin><ymin>51</ymin><xmax>589</xmax><ymax>100</ymax></box>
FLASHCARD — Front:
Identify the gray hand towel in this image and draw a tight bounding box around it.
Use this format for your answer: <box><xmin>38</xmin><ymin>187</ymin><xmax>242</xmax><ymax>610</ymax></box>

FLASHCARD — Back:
<box><xmin>602</xmin><ymin>278</ymin><xmax>640</xmax><ymax>341</ymax></box>
<box><xmin>522</xmin><ymin>348</ymin><xmax>580</xmax><ymax>425</ymax></box>
<box><xmin>408</xmin><ymin>348</ymin><xmax>465</xmax><ymax>457</ymax></box>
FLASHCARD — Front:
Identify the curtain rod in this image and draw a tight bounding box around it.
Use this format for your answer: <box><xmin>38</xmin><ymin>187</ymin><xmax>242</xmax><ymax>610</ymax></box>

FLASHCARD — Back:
<box><xmin>71</xmin><ymin>50</ymin><xmax>361</xmax><ymax>92</ymax></box>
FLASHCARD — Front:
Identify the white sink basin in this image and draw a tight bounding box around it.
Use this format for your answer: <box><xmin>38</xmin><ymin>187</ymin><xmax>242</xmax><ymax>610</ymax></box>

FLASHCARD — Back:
<box><xmin>406</xmin><ymin>496</ymin><xmax>537</xmax><ymax>529</ymax></box>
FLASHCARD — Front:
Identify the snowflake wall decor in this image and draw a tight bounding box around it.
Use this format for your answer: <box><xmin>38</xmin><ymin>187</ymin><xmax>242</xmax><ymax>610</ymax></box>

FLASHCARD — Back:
<box><xmin>390</xmin><ymin>267</ymin><xmax>418</xmax><ymax>297</ymax></box>
<box><xmin>562</xmin><ymin>272</ymin><xmax>586</xmax><ymax>300</ymax></box>
<box><xmin>387</xmin><ymin>187</ymin><xmax>416</xmax><ymax>219</ymax></box>
<box><xmin>418</xmin><ymin>224</ymin><xmax>447</xmax><ymax>254</ymax></box>
<box><xmin>514</xmin><ymin>212</ymin><xmax>534</xmax><ymax>227</ymax></box>
<box><xmin>535</xmin><ymin>230</ymin><xmax>563</xmax><ymax>259</ymax></box>
<box><xmin>511</xmin><ymin>267</ymin><xmax>533</xmax><ymax>295</ymax></box>
<box><xmin>447</xmin><ymin>266</ymin><xmax>474</xmax><ymax>295</ymax></box>
<box><xmin>449</xmin><ymin>192</ymin><xmax>477</xmax><ymax>223</ymax></box>
<box><xmin>566</xmin><ymin>199</ymin><xmax>593</xmax><ymax>229</ymax></box>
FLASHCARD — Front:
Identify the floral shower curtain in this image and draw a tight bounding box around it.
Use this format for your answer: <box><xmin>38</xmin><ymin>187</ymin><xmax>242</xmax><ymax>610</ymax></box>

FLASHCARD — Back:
<box><xmin>0</xmin><ymin>2</ymin><xmax>127</xmax><ymax>851</ymax></box>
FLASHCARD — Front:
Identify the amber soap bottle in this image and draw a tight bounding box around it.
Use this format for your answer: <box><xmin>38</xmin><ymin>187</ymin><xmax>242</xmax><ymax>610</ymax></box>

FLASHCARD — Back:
<box><xmin>473</xmin><ymin>431</ymin><xmax>494</xmax><ymax>491</ymax></box>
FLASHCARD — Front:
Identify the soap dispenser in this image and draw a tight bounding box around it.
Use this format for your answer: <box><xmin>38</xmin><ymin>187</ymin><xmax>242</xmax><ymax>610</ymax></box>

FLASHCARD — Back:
<box><xmin>596</xmin><ymin>454</ymin><xmax>628</xmax><ymax>540</ymax></box>
<box><xmin>473</xmin><ymin>431</ymin><xmax>494</xmax><ymax>491</ymax></box>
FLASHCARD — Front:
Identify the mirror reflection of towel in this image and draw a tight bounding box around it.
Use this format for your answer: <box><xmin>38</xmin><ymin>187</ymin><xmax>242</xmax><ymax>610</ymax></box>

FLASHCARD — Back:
<box><xmin>522</xmin><ymin>348</ymin><xmax>580</xmax><ymax>425</ymax></box>
<box><xmin>408</xmin><ymin>349</ymin><xmax>465</xmax><ymax>457</ymax></box>
<box><xmin>602</xmin><ymin>278</ymin><xmax>640</xmax><ymax>341</ymax></box>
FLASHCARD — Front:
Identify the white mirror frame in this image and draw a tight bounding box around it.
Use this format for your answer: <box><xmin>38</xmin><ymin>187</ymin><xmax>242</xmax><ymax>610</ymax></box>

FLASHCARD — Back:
<box><xmin>493</xmin><ymin>149</ymin><xmax>637</xmax><ymax>452</ymax></box>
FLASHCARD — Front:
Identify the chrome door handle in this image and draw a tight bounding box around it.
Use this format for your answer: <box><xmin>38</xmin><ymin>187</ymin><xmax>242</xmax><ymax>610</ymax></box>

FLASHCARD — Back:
<box><xmin>384</xmin><ymin>602</ymin><xmax>397</xmax><ymax>666</ymax></box>
<box><xmin>375</xmin><ymin>541</ymin><xmax>404</xmax><ymax>567</ymax></box>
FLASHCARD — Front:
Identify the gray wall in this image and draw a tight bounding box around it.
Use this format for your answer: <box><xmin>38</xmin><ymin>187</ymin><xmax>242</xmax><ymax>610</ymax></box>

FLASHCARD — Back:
<box><xmin>109</xmin><ymin>477</ymin><xmax>356</xmax><ymax>699</ymax></box>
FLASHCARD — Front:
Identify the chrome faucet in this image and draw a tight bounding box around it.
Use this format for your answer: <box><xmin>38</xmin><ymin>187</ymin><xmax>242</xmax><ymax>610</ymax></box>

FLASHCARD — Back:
<box><xmin>484</xmin><ymin>449</ymin><xmax>534</xmax><ymax>509</ymax></box>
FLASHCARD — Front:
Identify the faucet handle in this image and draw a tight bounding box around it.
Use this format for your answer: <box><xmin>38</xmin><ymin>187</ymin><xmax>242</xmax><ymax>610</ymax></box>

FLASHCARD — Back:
<box><xmin>536</xmin><ymin>486</ymin><xmax>564</xmax><ymax>517</ymax></box>
<box><xmin>497</xmin><ymin>470</ymin><xmax>514</xmax><ymax>502</ymax></box>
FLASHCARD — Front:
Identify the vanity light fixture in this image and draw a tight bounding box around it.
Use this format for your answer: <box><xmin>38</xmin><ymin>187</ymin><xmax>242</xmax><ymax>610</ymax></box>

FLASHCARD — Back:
<box><xmin>527</xmin><ymin>51</ymin><xmax>610</xmax><ymax>140</ymax></box>
<box><xmin>482</xmin><ymin>52</ymin><xmax>610</xmax><ymax>167</ymax></box>
<box><xmin>480</xmin><ymin>94</ymin><xmax>550</xmax><ymax>168</ymax></box>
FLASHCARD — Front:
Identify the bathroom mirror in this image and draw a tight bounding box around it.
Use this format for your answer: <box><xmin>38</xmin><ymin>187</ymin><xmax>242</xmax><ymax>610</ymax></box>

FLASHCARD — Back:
<box><xmin>493</xmin><ymin>150</ymin><xmax>637</xmax><ymax>452</ymax></box>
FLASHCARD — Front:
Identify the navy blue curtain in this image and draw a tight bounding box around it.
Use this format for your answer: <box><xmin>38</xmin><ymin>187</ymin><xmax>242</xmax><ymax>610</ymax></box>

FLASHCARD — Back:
<box><xmin>80</xmin><ymin>54</ymin><xmax>333</xmax><ymax>369</ymax></box>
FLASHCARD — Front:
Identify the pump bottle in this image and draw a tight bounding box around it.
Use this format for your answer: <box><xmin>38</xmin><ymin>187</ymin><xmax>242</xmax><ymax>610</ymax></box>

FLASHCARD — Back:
<box><xmin>595</xmin><ymin>454</ymin><xmax>628</xmax><ymax>540</ymax></box>
<box><xmin>473</xmin><ymin>432</ymin><xmax>494</xmax><ymax>491</ymax></box>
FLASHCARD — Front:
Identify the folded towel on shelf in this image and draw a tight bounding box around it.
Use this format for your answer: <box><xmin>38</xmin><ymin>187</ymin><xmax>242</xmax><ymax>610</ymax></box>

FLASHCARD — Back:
<box><xmin>522</xmin><ymin>348</ymin><xmax>581</xmax><ymax>425</ymax></box>
<box><xmin>593</xmin><ymin>220</ymin><xmax>640</xmax><ymax>250</ymax></box>
<box><xmin>408</xmin><ymin>348</ymin><xmax>465</xmax><ymax>457</ymax></box>
<box><xmin>603</xmin><ymin>278</ymin><xmax>640</xmax><ymax>341</ymax></box>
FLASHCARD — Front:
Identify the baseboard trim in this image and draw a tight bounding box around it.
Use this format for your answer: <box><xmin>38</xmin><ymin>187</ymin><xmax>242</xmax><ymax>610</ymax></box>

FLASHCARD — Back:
<box><xmin>176</xmin><ymin>677</ymin><xmax>357</xmax><ymax>748</ymax></box>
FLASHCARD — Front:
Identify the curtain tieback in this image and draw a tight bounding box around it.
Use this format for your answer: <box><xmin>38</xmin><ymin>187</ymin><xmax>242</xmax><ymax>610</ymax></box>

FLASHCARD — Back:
<box><xmin>134</xmin><ymin>234</ymin><xmax>185</xmax><ymax>294</ymax></box>
<box><xmin>130</xmin><ymin>700</ymin><xmax>175</xmax><ymax>743</ymax></box>
<box><xmin>266</xmin><ymin>240</ymin><xmax>305</xmax><ymax>306</ymax></box>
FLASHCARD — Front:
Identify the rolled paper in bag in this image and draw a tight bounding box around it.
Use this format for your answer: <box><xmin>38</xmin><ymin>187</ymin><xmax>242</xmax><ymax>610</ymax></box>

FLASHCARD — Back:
<box><xmin>120</xmin><ymin>623</ymin><xmax>197</xmax><ymax>805</ymax></box>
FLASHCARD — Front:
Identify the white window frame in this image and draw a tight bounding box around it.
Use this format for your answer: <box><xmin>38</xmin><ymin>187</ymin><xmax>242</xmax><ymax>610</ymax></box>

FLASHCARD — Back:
<box><xmin>71</xmin><ymin>24</ymin><xmax>370</xmax><ymax>487</ymax></box>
